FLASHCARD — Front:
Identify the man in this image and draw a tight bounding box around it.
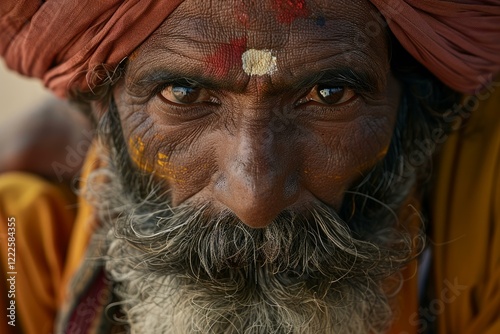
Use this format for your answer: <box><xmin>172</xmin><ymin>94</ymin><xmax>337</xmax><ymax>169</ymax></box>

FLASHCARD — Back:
<box><xmin>0</xmin><ymin>0</ymin><xmax>499</xmax><ymax>333</ymax></box>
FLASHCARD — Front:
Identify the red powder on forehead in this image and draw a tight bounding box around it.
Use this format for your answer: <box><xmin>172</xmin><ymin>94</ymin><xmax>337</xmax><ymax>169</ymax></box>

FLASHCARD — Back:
<box><xmin>272</xmin><ymin>0</ymin><xmax>309</xmax><ymax>24</ymax></box>
<box><xmin>204</xmin><ymin>37</ymin><xmax>247</xmax><ymax>78</ymax></box>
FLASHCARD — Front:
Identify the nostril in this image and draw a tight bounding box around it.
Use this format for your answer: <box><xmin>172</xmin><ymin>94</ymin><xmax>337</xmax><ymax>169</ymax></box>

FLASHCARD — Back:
<box><xmin>214</xmin><ymin>180</ymin><xmax>301</xmax><ymax>229</ymax></box>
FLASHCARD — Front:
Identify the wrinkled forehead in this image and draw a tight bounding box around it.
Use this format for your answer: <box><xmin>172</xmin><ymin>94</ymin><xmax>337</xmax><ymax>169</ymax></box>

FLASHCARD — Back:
<box><xmin>148</xmin><ymin>0</ymin><xmax>380</xmax><ymax>44</ymax></box>
<box><xmin>129</xmin><ymin>0</ymin><xmax>389</xmax><ymax>89</ymax></box>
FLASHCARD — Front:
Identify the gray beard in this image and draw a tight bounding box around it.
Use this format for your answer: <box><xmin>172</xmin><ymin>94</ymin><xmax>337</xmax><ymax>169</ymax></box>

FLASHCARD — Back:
<box><xmin>89</xmin><ymin>159</ymin><xmax>416</xmax><ymax>333</ymax></box>
<box><xmin>102</xmin><ymin>207</ymin><xmax>412</xmax><ymax>334</ymax></box>
<box><xmin>88</xmin><ymin>99</ymin><xmax>420</xmax><ymax>334</ymax></box>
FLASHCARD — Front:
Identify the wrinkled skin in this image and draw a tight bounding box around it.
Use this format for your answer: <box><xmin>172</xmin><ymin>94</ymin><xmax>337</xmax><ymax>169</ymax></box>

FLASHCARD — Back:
<box><xmin>112</xmin><ymin>0</ymin><xmax>401</xmax><ymax>228</ymax></box>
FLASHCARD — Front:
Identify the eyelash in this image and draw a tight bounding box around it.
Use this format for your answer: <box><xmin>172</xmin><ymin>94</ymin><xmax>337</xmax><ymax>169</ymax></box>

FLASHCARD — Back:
<box><xmin>148</xmin><ymin>81</ymin><xmax>218</xmax><ymax>121</ymax></box>
<box><xmin>150</xmin><ymin>80</ymin><xmax>364</xmax><ymax>121</ymax></box>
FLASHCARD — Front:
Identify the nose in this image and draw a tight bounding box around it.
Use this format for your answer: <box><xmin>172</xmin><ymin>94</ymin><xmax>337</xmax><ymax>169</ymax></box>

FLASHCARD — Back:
<box><xmin>214</xmin><ymin>122</ymin><xmax>299</xmax><ymax>228</ymax></box>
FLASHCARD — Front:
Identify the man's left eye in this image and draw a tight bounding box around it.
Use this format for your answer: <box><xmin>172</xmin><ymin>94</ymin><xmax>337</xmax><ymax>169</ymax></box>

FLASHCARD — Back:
<box><xmin>301</xmin><ymin>85</ymin><xmax>356</xmax><ymax>105</ymax></box>
<box><xmin>158</xmin><ymin>84</ymin><xmax>213</xmax><ymax>105</ymax></box>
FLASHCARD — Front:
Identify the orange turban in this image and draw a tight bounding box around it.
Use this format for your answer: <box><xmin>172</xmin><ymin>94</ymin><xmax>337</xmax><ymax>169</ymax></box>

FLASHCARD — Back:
<box><xmin>0</xmin><ymin>0</ymin><xmax>184</xmax><ymax>97</ymax></box>
<box><xmin>1</xmin><ymin>0</ymin><xmax>499</xmax><ymax>97</ymax></box>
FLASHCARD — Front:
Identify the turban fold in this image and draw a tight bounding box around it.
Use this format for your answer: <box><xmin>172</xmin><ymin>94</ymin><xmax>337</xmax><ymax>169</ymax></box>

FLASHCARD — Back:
<box><xmin>0</xmin><ymin>0</ymin><xmax>184</xmax><ymax>97</ymax></box>
<box><xmin>1</xmin><ymin>0</ymin><xmax>499</xmax><ymax>97</ymax></box>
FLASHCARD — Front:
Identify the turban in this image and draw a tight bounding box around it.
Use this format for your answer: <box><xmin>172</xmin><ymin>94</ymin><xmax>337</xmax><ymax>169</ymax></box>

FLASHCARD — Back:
<box><xmin>1</xmin><ymin>0</ymin><xmax>499</xmax><ymax>98</ymax></box>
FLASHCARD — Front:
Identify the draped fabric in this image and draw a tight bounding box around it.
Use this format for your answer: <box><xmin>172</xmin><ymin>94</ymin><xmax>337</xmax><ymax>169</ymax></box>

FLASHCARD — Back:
<box><xmin>369</xmin><ymin>0</ymin><xmax>500</xmax><ymax>94</ymax></box>
<box><xmin>0</xmin><ymin>0</ymin><xmax>184</xmax><ymax>97</ymax></box>
<box><xmin>1</xmin><ymin>0</ymin><xmax>499</xmax><ymax>97</ymax></box>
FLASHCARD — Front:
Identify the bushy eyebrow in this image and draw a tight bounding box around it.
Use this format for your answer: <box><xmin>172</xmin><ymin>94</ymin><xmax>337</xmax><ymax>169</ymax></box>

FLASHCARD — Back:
<box><xmin>127</xmin><ymin>64</ymin><xmax>383</xmax><ymax>97</ymax></box>
<box><xmin>287</xmin><ymin>68</ymin><xmax>381</xmax><ymax>94</ymax></box>
<box><xmin>127</xmin><ymin>69</ymin><xmax>222</xmax><ymax>93</ymax></box>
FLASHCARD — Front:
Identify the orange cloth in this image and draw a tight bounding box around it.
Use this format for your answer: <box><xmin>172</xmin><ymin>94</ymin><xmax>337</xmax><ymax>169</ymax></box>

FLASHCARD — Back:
<box><xmin>370</xmin><ymin>0</ymin><xmax>500</xmax><ymax>94</ymax></box>
<box><xmin>1</xmin><ymin>1</ymin><xmax>500</xmax><ymax>96</ymax></box>
<box><xmin>431</xmin><ymin>86</ymin><xmax>500</xmax><ymax>333</ymax></box>
<box><xmin>0</xmin><ymin>173</ymin><xmax>76</xmax><ymax>334</ymax></box>
<box><xmin>0</xmin><ymin>0</ymin><xmax>184</xmax><ymax>97</ymax></box>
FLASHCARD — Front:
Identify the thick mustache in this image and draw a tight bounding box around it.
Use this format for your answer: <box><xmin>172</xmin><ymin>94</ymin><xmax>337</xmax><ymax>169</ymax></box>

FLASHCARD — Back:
<box><xmin>109</xmin><ymin>196</ymin><xmax>413</xmax><ymax>284</ymax></box>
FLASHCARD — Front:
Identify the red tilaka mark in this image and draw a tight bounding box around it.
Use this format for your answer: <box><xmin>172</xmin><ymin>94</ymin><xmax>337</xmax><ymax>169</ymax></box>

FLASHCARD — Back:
<box><xmin>204</xmin><ymin>37</ymin><xmax>247</xmax><ymax>78</ymax></box>
<box><xmin>272</xmin><ymin>0</ymin><xmax>309</xmax><ymax>24</ymax></box>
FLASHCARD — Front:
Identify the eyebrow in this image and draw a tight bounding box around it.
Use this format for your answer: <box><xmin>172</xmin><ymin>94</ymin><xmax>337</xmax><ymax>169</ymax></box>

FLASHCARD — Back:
<box><xmin>289</xmin><ymin>67</ymin><xmax>382</xmax><ymax>94</ymax></box>
<box><xmin>127</xmin><ymin>67</ymin><xmax>229</xmax><ymax>93</ymax></box>
<box><xmin>127</xmin><ymin>65</ymin><xmax>383</xmax><ymax>97</ymax></box>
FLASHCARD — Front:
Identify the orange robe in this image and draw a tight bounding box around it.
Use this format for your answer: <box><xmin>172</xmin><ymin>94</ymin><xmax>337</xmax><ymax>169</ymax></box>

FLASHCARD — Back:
<box><xmin>0</xmin><ymin>89</ymin><xmax>499</xmax><ymax>333</ymax></box>
<box><xmin>0</xmin><ymin>174</ymin><xmax>75</xmax><ymax>334</ymax></box>
<box><xmin>431</xmin><ymin>88</ymin><xmax>500</xmax><ymax>334</ymax></box>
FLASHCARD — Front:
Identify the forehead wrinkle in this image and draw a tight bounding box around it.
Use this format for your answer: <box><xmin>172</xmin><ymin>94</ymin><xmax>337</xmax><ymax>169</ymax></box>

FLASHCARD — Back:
<box><xmin>127</xmin><ymin>0</ymin><xmax>389</xmax><ymax>94</ymax></box>
<box><xmin>135</xmin><ymin>0</ymin><xmax>388</xmax><ymax>60</ymax></box>
<box><xmin>153</xmin><ymin>15</ymin><xmax>292</xmax><ymax>52</ymax></box>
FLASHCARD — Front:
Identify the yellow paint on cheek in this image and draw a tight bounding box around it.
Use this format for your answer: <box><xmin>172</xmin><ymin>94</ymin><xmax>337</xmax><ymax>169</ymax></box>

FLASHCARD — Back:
<box><xmin>157</xmin><ymin>152</ymin><xmax>170</xmax><ymax>168</ymax></box>
<box><xmin>128</xmin><ymin>137</ymin><xmax>189</xmax><ymax>183</ymax></box>
<box><xmin>156</xmin><ymin>152</ymin><xmax>188</xmax><ymax>183</ymax></box>
<box><xmin>129</xmin><ymin>137</ymin><xmax>153</xmax><ymax>172</ymax></box>
<box><xmin>129</xmin><ymin>137</ymin><xmax>144</xmax><ymax>157</ymax></box>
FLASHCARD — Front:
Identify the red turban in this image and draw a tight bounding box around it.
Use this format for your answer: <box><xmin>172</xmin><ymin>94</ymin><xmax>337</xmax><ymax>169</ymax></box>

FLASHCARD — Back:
<box><xmin>1</xmin><ymin>0</ymin><xmax>499</xmax><ymax>97</ymax></box>
<box><xmin>0</xmin><ymin>0</ymin><xmax>184</xmax><ymax>97</ymax></box>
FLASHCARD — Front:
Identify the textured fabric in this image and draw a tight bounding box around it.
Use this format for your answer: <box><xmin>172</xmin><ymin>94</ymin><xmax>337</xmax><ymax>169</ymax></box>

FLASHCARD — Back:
<box><xmin>370</xmin><ymin>0</ymin><xmax>500</xmax><ymax>94</ymax></box>
<box><xmin>56</xmin><ymin>144</ymin><xmax>114</xmax><ymax>334</ymax></box>
<box><xmin>1</xmin><ymin>0</ymin><xmax>499</xmax><ymax>97</ymax></box>
<box><xmin>431</xmin><ymin>85</ymin><xmax>500</xmax><ymax>333</ymax></box>
<box><xmin>0</xmin><ymin>173</ymin><xmax>76</xmax><ymax>334</ymax></box>
<box><xmin>0</xmin><ymin>0</ymin><xmax>184</xmax><ymax>98</ymax></box>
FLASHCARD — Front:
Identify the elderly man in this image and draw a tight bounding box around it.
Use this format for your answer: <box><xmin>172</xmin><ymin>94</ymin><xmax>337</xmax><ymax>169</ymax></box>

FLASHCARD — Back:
<box><xmin>1</xmin><ymin>0</ymin><xmax>499</xmax><ymax>333</ymax></box>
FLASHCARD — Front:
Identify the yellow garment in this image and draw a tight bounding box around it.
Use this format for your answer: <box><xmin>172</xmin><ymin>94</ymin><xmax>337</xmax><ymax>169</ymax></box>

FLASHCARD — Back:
<box><xmin>0</xmin><ymin>173</ymin><xmax>75</xmax><ymax>334</ymax></box>
<box><xmin>432</xmin><ymin>89</ymin><xmax>500</xmax><ymax>333</ymax></box>
<box><xmin>0</xmin><ymin>89</ymin><xmax>499</xmax><ymax>333</ymax></box>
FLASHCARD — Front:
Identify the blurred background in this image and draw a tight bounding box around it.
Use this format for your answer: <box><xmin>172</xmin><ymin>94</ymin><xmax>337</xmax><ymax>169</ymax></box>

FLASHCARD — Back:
<box><xmin>0</xmin><ymin>60</ymin><xmax>52</xmax><ymax>121</ymax></box>
<box><xmin>0</xmin><ymin>60</ymin><xmax>90</xmax><ymax>180</ymax></box>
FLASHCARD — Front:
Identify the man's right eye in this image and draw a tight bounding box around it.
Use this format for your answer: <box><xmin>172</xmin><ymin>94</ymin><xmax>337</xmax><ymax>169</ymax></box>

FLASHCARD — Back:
<box><xmin>298</xmin><ymin>84</ymin><xmax>357</xmax><ymax>106</ymax></box>
<box><xmin>158</xmin><ymin>84</ymin><xmax>213</xmax><ymax>105</ymax></box>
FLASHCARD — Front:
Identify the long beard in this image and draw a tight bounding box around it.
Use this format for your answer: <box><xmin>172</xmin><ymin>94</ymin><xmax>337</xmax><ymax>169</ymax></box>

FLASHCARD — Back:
<box><xmin>88</xmin><ymin>98</ymin><xmax>420</xmax><ymax>333</ymax></box>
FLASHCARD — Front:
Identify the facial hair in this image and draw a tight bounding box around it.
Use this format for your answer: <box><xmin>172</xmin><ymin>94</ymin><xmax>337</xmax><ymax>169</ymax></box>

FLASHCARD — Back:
<box><xmin>87</xmin><ymin>97</ymin><xmax>420</xmax><ymax>334</ymax></box>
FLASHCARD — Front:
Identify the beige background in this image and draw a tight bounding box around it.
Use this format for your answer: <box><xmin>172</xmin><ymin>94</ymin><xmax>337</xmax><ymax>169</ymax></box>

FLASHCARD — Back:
<box><xmin>0</xmin><ymin>60</ymin><xmax>53</xmax><ymax>122</ymax></box>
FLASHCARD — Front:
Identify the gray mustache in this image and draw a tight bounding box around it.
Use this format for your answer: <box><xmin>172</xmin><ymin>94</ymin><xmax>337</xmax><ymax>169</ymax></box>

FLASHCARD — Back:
<box><xmin>108</xmin><ymin>196</ymin><xmax>414</xmax><ymax>287</ymax></box>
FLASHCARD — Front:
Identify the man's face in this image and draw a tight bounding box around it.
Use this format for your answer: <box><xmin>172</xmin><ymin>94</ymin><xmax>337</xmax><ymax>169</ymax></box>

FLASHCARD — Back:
<box><xmin>113</xmin><ymin>0</ymin><xmax>400</xmax><ymax>228</ymax></box>
<box><xmin>100</xmin><ymin>1</ymin><xmax>414</xmax><ymax>332</ymax></box>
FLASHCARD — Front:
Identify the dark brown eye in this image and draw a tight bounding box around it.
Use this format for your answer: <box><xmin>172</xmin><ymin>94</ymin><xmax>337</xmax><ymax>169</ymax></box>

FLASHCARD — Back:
<box><xmin>302</xmin><ymin>85</ymin><xmax>356</xmax><ymax>105</ymax></box>
<box><xmin>159</xmin><ymin>84</ymin><xmax>211</xmax><ymax>105</ymax></box>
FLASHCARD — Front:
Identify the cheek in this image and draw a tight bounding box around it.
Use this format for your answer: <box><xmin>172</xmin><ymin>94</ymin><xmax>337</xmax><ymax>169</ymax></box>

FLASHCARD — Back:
<box><xmin>300</xmin><ymin>111</ymin><xmax>397</xmax><ymax>207</ymax></box>
<box><xmin>119</xmin><ymin>105</ymin><xmax>217</xmax><ymax>204</ymax></box>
